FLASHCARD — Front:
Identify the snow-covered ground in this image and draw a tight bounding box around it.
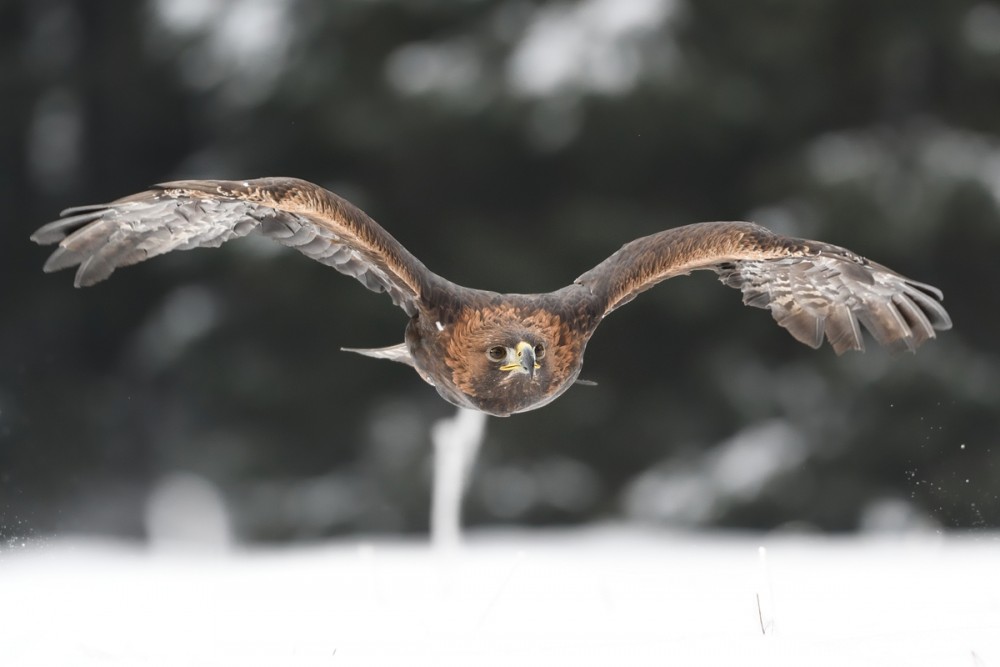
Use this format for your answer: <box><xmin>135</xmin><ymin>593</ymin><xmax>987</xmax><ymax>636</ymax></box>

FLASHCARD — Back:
<box><xmin>2</xmin><ymin>526</ymin><xmax>998</xmax><ymax>666</ymax></box>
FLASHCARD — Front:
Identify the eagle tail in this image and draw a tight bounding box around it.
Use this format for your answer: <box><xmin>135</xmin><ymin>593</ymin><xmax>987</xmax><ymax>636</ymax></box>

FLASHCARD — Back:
<box><xmin>341</xmin><ymin>342</ymin><xmax>414</xmax><ymax>366</ymax></box>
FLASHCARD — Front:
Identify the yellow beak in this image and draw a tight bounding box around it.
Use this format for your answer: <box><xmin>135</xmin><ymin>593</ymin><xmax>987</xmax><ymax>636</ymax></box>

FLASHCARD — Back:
<box><xmin>499</xmin><ymin>341</ymin><xmax>538</xmax><ymax>377</ymax></box>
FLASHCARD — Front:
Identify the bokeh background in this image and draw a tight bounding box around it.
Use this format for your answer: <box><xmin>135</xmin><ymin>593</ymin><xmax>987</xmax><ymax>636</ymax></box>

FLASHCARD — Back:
<box><xmin>2</xmin><ymin>0</ymin><xmax>998</xmax><ymax>544</ymax></box>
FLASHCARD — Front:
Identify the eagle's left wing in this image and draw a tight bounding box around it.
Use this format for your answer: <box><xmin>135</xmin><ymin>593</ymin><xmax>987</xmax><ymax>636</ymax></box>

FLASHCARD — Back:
<box><xmin>31</xmin><ymin>177</ymin><xmax>434</xmax><ymax>317</ymax></box>
<box><xmin>574</xmin><ymin>221</ymin><xmax>951</xmax><ymax>354</ymax></box>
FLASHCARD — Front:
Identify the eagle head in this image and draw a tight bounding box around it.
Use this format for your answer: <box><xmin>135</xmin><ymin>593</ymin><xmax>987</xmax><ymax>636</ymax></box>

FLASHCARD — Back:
<box><xmin>426</xmin><ymin>306</ymin><xmax>583</xmax><ymax>417</ymax></box>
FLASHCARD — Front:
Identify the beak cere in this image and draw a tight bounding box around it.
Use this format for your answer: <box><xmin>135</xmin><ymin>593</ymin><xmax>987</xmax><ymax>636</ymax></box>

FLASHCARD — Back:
<box><xmin>515</xmin><ymin>341</ymin><xmax>536</xmax><ymax>378</ymax></box>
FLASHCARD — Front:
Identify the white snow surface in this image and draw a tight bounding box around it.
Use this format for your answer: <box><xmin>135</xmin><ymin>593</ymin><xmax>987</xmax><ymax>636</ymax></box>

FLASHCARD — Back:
<box><xmin>2</xmin><ymin>526</ymin><xmax>998</xmax><ymax>666</ymax></box>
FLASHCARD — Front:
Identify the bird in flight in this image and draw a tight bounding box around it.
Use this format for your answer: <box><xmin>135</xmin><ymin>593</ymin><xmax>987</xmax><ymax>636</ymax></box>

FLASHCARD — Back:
<box><xmin>32</xmin><ymin>177</ymin><xmax>951</xmax><ymax>417</ymax></box>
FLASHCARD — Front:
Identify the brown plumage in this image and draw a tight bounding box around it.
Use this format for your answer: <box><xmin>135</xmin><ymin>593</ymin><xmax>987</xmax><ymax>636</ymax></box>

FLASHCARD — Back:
<box><xmin>31</xmin><ymin>177</ymin><xmax>952</xmax><ymax>416</ymax></box>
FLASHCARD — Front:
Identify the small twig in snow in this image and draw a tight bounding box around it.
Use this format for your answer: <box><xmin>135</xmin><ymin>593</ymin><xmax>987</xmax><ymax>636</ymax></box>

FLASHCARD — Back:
<box><xmin>756</xmin><ymin>545</ymin><xmax>777</xmax><ymax>636</ymax></box>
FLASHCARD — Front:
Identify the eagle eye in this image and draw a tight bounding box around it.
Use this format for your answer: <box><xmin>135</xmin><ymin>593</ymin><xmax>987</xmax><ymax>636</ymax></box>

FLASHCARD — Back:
<box><xmin>534</xmin><ymin>343</ymin><xmax>546</xmax><ymax>359</ymax></box>
<box><xmin>487</xmin><ymin>346</ymin><xmax>507</xmax><ymax>362</ymax></box>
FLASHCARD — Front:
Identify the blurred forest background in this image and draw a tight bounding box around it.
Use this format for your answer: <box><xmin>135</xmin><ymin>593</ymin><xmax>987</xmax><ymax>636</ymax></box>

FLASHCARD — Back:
<box><xmin>2</xmin><ymin>0</ymin><xmax>999</xmax><ymax>543</ymax></box>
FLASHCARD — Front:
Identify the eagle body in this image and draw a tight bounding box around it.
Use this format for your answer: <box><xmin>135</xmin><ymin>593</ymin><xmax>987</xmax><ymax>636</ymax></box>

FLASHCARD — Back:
<box><xmin>403</xmin><ymin>286</ymin><xmax>602</xmax><ymax>415</ymax></box>
<box><xmin>32</xmin><ymin>177</ymin><xmax>951</xmax><ymax>417</ymax></box>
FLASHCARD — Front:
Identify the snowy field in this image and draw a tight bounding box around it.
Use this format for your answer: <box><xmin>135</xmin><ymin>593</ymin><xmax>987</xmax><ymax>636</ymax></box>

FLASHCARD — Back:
<box><xmin>2</xmin><ymin>526</ymin><xmax>998</xmax><ymax>666</ymax></box>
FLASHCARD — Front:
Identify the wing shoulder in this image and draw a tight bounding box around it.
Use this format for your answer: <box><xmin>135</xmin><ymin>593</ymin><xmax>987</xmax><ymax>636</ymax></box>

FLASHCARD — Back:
<box><xmin>575</xmin><ymin>221</ymin><xmax>787</xmax><ymax>313</ymax></box>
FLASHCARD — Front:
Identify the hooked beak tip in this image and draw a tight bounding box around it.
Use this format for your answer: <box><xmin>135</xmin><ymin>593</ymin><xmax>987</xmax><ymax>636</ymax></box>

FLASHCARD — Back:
<box><xmin>515</xmin><ymin>341</ymin><xmax>536</xmax><ymax>378</ymax></box>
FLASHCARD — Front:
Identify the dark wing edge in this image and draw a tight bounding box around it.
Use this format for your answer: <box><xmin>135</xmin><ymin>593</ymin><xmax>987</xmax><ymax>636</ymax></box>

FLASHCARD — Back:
<box><xmin>31</xmin><ymin>177</ymin><xmax>434</xmax><ymax>316</ymax></box>
<box><xmin>574</xmin><ymin>221</ymin><xmax>952</xmax><ymax>355</ymax></box>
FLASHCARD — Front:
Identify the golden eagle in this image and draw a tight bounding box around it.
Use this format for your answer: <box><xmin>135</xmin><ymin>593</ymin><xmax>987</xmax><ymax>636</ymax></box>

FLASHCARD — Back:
<box><xmin>32</xmin><ymin>178</ymin><xmax>951</xmax><ymax>416</ymax></box>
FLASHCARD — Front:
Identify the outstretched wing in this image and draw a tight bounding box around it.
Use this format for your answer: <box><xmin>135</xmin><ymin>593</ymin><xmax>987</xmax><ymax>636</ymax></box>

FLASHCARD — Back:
<box><xmin>31</xmin><ymin>177</ymin><xmax>433</xmax><ymax>316</ymax></box>
<box><xmin>574</xmin><ymin>221</ymin><xmax>951</xmax><ymax>354</ymax></box>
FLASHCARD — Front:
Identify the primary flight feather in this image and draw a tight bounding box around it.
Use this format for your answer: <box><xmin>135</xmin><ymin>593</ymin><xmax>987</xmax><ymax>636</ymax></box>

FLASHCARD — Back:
<box><xmin>32</xmin><ymin>177</ymin><xmax>952</xmax><ymax>416</ymax></box>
